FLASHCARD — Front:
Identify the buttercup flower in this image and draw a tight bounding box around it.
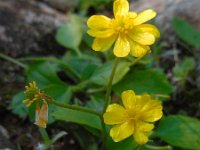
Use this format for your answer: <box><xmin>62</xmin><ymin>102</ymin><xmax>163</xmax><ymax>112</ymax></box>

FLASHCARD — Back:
<box><xmin>103</xmin><ymin>90</ymin><xmax>163</xmax><ymax>144</ymax></box>
<box><xmin>23</xmin><ymin>81</ymin><xmax>48</xmax><ymax>128</ymax></box>
<box><xmin>87</xmin><ymin>0</ymin><xmax>160</xmax><ymax>57</ymax></box>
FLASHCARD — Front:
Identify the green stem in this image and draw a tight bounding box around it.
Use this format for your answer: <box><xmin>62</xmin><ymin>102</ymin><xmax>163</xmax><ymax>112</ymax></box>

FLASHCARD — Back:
<box><xmin>75</xmin><ymin>48</ymin><xmax>82</xmax><ymax>58</ymax></box>
<box><xmin>101</xmin><ymin>57</ymin><xmax>119</xmax><ymax>150</ymax></box>
<box><xmin>39</xmin><ymin>128</ymin><xmax>51</xmax><ymax>145</ymax></box>
<box><xmin>46</xmin><ymin>96</ymin><xmax>101</xmax><ymax>117</ymax></box>
<box><xmin>153</xmin><ymin>94</ymin><xmax>170</xmax><ymax>99</ymax></box>
<box><xmin>145</xmin><ymin>144</ymin><xmax>172</xmax><ymax>150</ymax></box>
<box><xmin>131</xmin><ymin>54</ymin><xmax>146</xmax><ymax>66</ymax></box>
<box><xmin>0</xmin><ymin>52</ymin><xmax>26</xmax><ymax>68</ymax></box>
<box><xmin>87</xmin><ymin>87</ymin><xmax>105</xmax><ymax>94</ymax></box>
<box><xmin>135</xmin><ymin>145</ymin><xmax>141</xmax><ymax>150</ymax></box>
<box><xmin>103</xmin><ymin>57</ymin><xmax>119</xmax><ymax>111</ymax></box>
<box><xmin>100</xmin><ymin>115</ymin><xmax>107</xmax><ymax>150</ymax></box>
<box><xmin>70</xmin><ymin>80</ymin><xmax>90</xmax><ymax>92</ymax></box>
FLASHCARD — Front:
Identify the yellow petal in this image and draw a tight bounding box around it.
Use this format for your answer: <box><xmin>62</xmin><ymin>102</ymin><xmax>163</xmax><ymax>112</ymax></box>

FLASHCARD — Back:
<box><xmin>136</xmin><ymin>121</ymin><xmax>154</xmax><ymax>132</ymax></box>
<box><xmin>139</xmin><ymin>95</ymin><xmax>163</xmax><ymax>122</ymax></box>
<box><xmin>129</xmin><ymin>40</ymin><xmax>150</xmax><ymax>57</ymax></box>
<box><xmin>121</xmin><ymin>90</ymin><xmax>136</xmax><ymax>109</ymax></box>
<box><xmin>87</xmin><ymin>29</ymin><xmax>114</xmax><ymax>38</ymax></box>
<box><xmin>92</xmin><ymin>35</ymin><xmax>117</xmax><ymax>51</ymax></box>
<box><xmin>133</xmin><ymin>9</ymin><xmax>157</xmax><ymax>25</ymax></box>
<box><xmin>134</xmin><ymin>131</ymin><xmax>148</xmax><ymax>144</ymax></box>
<box><xmin>87</xmin><ymin>15</ymin><xmax>111</xmax><ymax>30</ymax></box>
<box><xmin>128</xmin><ymin>12</ymin><xmax>137</xmax><ymax>19</ymax></box>
<box><xmin>114</xmin><ymin>0</ymin><xmax>129</xmax><ymax>17</ymax></box>
<box><xmin>135</xmin><ymin>24</ymin><xmax>160</xmax><ymax>38</ymax></box>
<box><xmin>113</xmin><ymin>35</ymin><xmax>130</xmax><ymax>57</ymax></box>
<box><xmin>103</xmin><ymin>104</ymin><xmax>125</xmax><ymax>125</ymax></box>
<box><xmin>129</xmin><ymin>29</ymin><xmax>155</xmax><ymax>45</ymax></box>
<box><xmin>34</xmin><ymin>100</ymin><xmax>48</xmax><ymax>128</ymax></box>
<box><xmin>110</xmin><ymin>121</ymin><xmax>134</xmax><ymax>142</ymax></box>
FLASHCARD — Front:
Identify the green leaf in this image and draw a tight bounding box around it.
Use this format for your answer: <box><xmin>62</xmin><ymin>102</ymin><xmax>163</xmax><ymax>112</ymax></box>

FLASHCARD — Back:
<box><xmin>26</xmin><ymin>62</ymin><xmax>64</xmax><ymax>87</ymax></box>
<box><xmin>43</xmin><ymin>85</ymin><xmax>72</xmax><ymax>123</ymax></box>
<box><xmin>9</xmin><ymin>92</ymin><xmax>28</xmax><ymax>118</ymax></box>
<box><xmin>113</xmin><ymin>69</ymin><xmax>173</xmax><ymax>95</ymax></box>
<box><xmin>173</xmin><ymin>18</ymin><xmax>200</xmax><ymax>47</ymax></box>
<box><xmin>81</xmin><ymin>64</ymin><xmax>98</xmax><ymax>81</ymax></box>
<box><xmin>26</xmin><ymin>62</ymin><xmax>70</xmax><ymax>102</ymax></box>
<box><xmin>56</xmin><ymin>14</ymin><xmax>83</xmax><ymax>50</ymax></box>
<box><xmin>62</xmin><ymin>52</ymin><xmax>101</xmax><ymax>76</ymax></box>
<box><xmin>154</xmin><ymin>115</ymin><xmax>200</xmax><ymax>150</ymax></box>
<box><xmin>79</xmin><ymin>0</ymin><xmax>112</xmax><ymax>10</ymax></box>
<box><xmin>53</xmin><ymin>108</ymin><xmax>101</xmax><ymax>130</ymax></box>
<box><xmin>72</xmin><ymin>126</ymin><xmax>98</xmax><ymax>150</ymax></box>
<box><xmin>43</xmin><ymin>84</ymin><xmax>72</xmax><ymax>103</ymax></box>
<box><xmin>107</xmin><ymin>137</ymin><xmax>137</xmax><ymax>150</ymax></box>
<box><xmin>86</xmin><ymin>95</ymin><xmax>104</xmax><ymax>112</ymax></box>
<box><xmin>173</xmin><ymin>57</ymin><xmax>196</xmax><ymax>80</ymax></box>
<box><xmin>25</xmin><ymin>62</ymin><xmax>71</xmax><ymax>123</ymax></box>
<box><xmin>91</xmin><ymin>60</ymin><xmax>131</xmax><ymax>86</ymax></box>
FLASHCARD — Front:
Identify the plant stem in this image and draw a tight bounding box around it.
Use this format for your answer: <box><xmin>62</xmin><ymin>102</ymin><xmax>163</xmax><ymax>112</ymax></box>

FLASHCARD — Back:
<box><xmin>75</xmin><ymin>48</ymin><xmax>82</xmax><ymax>58</ymax></box>
<box><xmin>0</xmin><ymin>52</ymin><xmax>26</xmax><ymax>68</ymax></box>
<box><xmin>103</xmin><ymin>57</ymin><xmax>119</xmax><ymax>111</ymax></box>
<box><xmin>70</xmin><ymin>80</ymin><xmax>90</xmax><ymax>92</ymax></box>
<box><xmin>101</xmin><ymin>57</ymin><xmax>119</xmax><ymax>150</ymax></box>
<box><xmin>145</xmin><ymin>144</ymin><xmax>172</xmax><ymax>150</ymax></box>
<box><xmin>39</xmin><ymin>128</ymin><xmax>51</xmax><ymax>145</ymax></box>
<box><xmin>46</xmin><ymin>96</ymin><xmax>101</xmax><ymax>117</ymax></box>
<box><xmin>131</xmin><ymin>54</ymin><xmax>146</xmax><ymax>66</ymax></box>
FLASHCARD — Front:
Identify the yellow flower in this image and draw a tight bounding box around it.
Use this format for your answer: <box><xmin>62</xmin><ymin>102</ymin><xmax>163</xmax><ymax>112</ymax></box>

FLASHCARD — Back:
<box><xmin>23</xmin><ymin>81</ymin><xmax>48</xmax><ymax>128</ymax></box>
<box><xmin>87</xmin><ymin>0</ymin><xmax>160</xmax><ymax>57</ymax></box>
<box><xmin>103</xmin><ymin>90</ymin><xmax>163</xmax><ymax>144</ymax></box>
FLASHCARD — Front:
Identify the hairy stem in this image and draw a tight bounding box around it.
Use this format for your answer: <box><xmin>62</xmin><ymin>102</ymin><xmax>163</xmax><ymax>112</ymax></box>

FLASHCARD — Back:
<box><xmin>45</xmin><ymin>95</ymin><xmax>101</xmax><ymax>117</ymax></box>
<box><xmin>0</xmin><ymin>52</ymin><xmax>26</xmax><ymax>68</ymax></box>
<box><xmin>101</xmin><ymin>57</ymin><xmax>119</xmax><ymax>150</ymax></box>
<box><xmin>103</xmin><ymin>57</ymin><xmax>119</xmax><ymax>111</ymax></box>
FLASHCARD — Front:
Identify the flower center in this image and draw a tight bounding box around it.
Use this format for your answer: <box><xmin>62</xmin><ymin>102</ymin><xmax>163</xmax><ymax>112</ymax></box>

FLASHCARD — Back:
<box><xmin>111</xmin><ymin>16</ymin><xmax>134</xmax><ymax>35</ymax></box>
<box><xmin>124</xmin><ymin>108</ymin><xmax>140</xmax><ymax>121</ymax></box>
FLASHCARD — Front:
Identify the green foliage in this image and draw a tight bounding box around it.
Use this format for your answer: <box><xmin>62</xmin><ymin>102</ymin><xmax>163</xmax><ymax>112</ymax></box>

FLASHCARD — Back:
<box><xmin>85</xmin><ymin>95</ymin><xmax>104</xmax><ymax>112</ymax></box>
<box><xmin>9</xmin><ymin>9</ymin><xmax>200</xmax><ymax>150</ymax></box>
<box><xmin>38</xmin><ymin>129</ymin><xmax>67</xmax><ymax>150</ymax></box>
<box><xmin>71</xmin><ymin>127</ymin><xmax>99</xmax><ymax>150</ymax></box>
<box><xmin>56</xmin><ymin>15</ymin><xmax>83</xmax><ymax>54</ymax></box>
<box><xmin>10</xmin><ymin>62</ymin><xmax>72</xmax><ymax>123</ymax></box>
<box><xmin>79</xmin><ymin>0</ymin><xmax>112</xmax><ymax>11</ymax></box>
<box><xmin>53</xmin><ymin>108</ymin><xmax>101</xmax><ymax>130</ymax></box>
<box><xmin>173</xmin><ymin>57</ymin><xmax>196</xmax><ymax>86</ymax></box>
<box><xmin>9</xmin><ymin>92</ymin><xmax>28</xmax><ymax>118</ymax></box>
<box><xmin>107</xmin><ymin>137</ymin><xmax>137</xmax><ymax>150</ymax></box>
<box><xmin>26</xmin><ymin>62</ymin><xmax>71</xmax><ymax>102</ymax></box>
<box><xmin>173</xmin><ymin>18</ymin><xmax>200</xmax><ymax>47</ymax></box>
<box><xmin>113</xmin><ymin>69</ymin><xmax>173</xmax><ymax>95</ymax></box>
<box><xmin>26</xmin><ymin>62</ymin><xmax>64</xmax><ymax>87</ymax></box>
<box><xmin>62</xmin><ymin>52</ymin><xmax>102</xmax><ymax>78</ymax></box>
<box><xmin>154</xmin><ymin>115</ymin><xmax>200</xmax><ymax>150</ymax></box>
<box><xmin>91</xmin><ymin>60</ymin><xmax>131</xmax><ymax>86</ymax></box>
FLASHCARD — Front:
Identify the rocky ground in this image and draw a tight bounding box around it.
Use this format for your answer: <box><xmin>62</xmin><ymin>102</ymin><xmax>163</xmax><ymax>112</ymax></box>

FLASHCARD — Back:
<box><xmin>0</xmin><ymin>0</ymin><xmax>200</xmax><ymax>149</ymax></box>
